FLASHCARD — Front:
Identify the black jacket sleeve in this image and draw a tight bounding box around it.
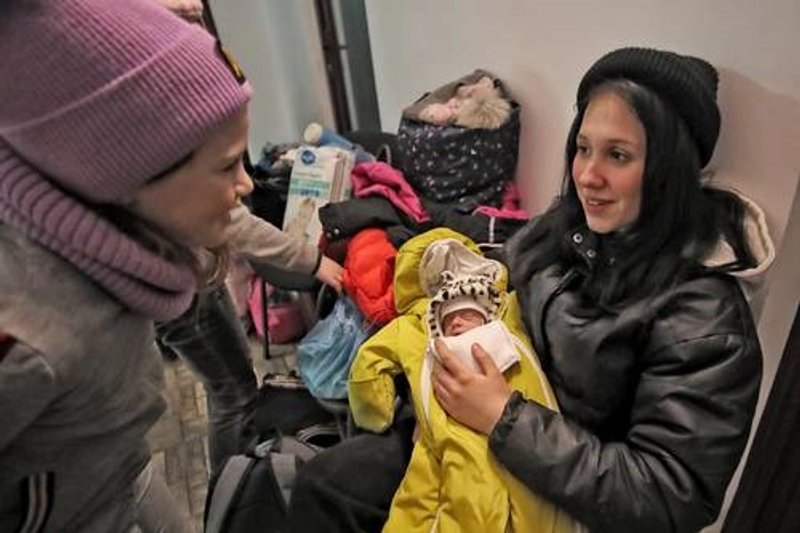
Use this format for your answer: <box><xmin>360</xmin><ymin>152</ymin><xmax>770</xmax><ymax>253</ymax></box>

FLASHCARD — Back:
<box><xmin>489</xmin><ymin>282</ymin><xmax>762</xmax><ymax>532</ymax></box>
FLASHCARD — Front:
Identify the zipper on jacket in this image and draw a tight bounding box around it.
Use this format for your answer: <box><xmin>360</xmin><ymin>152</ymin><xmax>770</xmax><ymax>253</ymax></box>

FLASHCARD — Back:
<box><xmin>18</xmin><ymin>472</ymin><xmax>54</xmax><ymax>533</ymax></box>
<box><xmin>537</xmin><ymin>268</ymin><xmax>579</xmax><ymax>362</ymax></box>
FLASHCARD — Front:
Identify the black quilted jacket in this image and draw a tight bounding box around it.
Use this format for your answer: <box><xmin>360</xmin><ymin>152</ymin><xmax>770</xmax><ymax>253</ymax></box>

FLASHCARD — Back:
<box><xmin>491</xmin><ymin>225</ymin><xmax>763</xmax><ymax>532</ymax></box>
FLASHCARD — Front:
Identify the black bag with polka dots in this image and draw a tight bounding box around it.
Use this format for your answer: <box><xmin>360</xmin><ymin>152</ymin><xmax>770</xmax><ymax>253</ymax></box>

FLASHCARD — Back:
<box><xmin>396</xmin><ymin>70</ymin><xmax>520</xmax><ymax>211</ymax></box>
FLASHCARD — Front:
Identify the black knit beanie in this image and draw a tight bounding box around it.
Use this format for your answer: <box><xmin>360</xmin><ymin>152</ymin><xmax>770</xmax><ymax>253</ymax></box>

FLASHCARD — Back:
<box><xmin>577</xmin><ymin>47</ymin><xmax>720</xmax><ymax>167</ymax></box>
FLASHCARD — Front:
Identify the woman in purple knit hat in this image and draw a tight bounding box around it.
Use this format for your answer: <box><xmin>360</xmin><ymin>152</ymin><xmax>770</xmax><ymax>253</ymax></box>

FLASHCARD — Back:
<box><xmin>0</xmin><ymin>0</ymin><xmax>256</xmax><ymax>530</ymax></box>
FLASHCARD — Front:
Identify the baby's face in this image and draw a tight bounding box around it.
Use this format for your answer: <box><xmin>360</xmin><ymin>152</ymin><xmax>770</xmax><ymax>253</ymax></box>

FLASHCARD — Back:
<box><xmin>442</xmin><ymin>309</ymin><xmax>486</xmax><ymax>337</ymax></box>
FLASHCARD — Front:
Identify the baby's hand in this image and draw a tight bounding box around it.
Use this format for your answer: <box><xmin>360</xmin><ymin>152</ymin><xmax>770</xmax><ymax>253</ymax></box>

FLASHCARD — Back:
<box><xmin>315</xmin><ymin>255</ymin><xmax>343</xmax><ymax>293</ymax></box>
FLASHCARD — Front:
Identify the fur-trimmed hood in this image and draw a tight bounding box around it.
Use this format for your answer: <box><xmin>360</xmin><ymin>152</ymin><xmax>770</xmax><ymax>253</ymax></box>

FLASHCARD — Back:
<box><xmin>701</xmin><ymin>187</ymin><xmax>775</xmax><ymax>301</ymax></box>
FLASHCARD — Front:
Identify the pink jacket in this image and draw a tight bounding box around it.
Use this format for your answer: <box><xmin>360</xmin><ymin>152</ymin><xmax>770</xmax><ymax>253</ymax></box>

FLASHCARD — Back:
<box><xmin>351</xmin><ymin>162</ymin><xmax>429</xmax><ymax>223</ymax></box>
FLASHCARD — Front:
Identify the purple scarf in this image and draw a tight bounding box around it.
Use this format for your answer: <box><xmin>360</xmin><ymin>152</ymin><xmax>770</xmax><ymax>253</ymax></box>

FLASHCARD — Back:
<box><xmin>0</xmin><ymin>142</ymin><xmax>196</xmax><ymax>321</ymax></box>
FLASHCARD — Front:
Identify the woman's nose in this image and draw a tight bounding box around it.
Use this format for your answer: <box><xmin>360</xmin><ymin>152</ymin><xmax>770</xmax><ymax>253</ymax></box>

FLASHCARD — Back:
<box><xmin>575</xmin><ymin>159</ymin><xmax>604</xmax><ymax>189</ymax></box>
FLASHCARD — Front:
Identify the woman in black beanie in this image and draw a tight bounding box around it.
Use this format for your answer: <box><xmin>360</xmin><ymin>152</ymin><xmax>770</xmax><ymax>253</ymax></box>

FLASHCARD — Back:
<box><xmin>288</xmin><ymin>47</ymin><xmax>774</xmax><ymax>532</ymax></box>
<box><xmin>434</xmin><ymin>47</ymin><xmax>774</xmax><ymax>531</ymax></box>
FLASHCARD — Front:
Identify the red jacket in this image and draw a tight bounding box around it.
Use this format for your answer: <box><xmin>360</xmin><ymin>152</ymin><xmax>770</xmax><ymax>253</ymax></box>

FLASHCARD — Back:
<box><xmin>342</xmin><ymin>228</ymin><xmax>398</xmax><ymax>325</ymax></box>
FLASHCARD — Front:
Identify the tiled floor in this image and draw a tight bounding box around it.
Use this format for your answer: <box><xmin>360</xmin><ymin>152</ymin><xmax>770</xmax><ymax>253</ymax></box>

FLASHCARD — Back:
<box><xmin>146</xmin><ymin>339</ymin><xmax>297</xmax><ymax>532</ymax></box>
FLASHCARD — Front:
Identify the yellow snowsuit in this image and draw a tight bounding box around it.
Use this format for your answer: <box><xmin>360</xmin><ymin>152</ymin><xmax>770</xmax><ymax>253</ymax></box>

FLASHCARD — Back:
<box><xmin>348</xmin><ymin>228</ymin><xmax>576</xmax><ymax>533</ymax></box>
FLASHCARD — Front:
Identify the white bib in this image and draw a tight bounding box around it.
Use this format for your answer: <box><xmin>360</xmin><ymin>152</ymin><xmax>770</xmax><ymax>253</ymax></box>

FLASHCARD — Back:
<box><xmin>436</xmin><ymin>320</ymin><xmax>520</xmax><ymax>373</ymax></box>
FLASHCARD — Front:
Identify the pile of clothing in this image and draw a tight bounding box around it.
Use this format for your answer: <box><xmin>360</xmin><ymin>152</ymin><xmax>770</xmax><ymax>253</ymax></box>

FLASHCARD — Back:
<box><xmin>251</xmin><ymin>69</ymin><xmax>530</xmax><ymax>404</ymax></box>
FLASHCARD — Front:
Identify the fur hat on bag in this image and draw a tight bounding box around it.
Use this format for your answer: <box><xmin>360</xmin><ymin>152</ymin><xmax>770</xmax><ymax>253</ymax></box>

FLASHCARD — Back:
<box><xmin>577</xmin><ymin>47</ymin><xmax>720</xmax><ymax>167</ymax></box>
<box><xmin>0</xmin><ymin>0</ymin><xmax>251</xmax><ymax>320</ymax></box>
<box><xmin>418</xmin><ymin>75</ymin><xmax>511</xmax><ymax>130</ymax></box>
<box><xmin>455</xmin><ymin>96</ymin><xmax>512</xmax><ymax>130</ymax></box>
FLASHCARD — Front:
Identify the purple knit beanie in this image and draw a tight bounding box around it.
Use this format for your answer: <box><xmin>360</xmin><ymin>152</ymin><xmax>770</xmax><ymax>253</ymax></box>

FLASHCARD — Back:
<box><xmin>0</xmin><ymin>0</ymin><xmax>252</xmax><ymax>320</ymax></box>
<box><xmin>0</xmin><ymin>0</ymin><xmax>251</xmax><ymax>202</ymax></box>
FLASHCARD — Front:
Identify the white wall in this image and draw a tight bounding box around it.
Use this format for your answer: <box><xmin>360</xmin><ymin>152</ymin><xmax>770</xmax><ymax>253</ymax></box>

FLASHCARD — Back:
<box><xmin>209</xmin><ymin>0</ymin><xmax>334</xmax><ymax>156</ymax></box>
<box><xmin>364</xmin><ymin>1</ymin><xmax>799</xmax><ymax>530</ymax></box>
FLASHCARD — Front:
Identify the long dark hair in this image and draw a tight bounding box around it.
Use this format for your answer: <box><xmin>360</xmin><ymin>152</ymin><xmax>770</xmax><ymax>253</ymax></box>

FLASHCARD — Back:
<box><xmin>511</xmin><ymin>79</ymin><xmax>755</xmax><ymax>308</ymax></box>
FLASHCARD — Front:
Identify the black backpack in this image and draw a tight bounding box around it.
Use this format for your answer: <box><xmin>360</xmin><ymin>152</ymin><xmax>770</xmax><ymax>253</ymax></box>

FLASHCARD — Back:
<box><xmin>205</xmin><ymin>374</ymin><xmax>346</xmax><ymax>533</ymax></box>
<box><xmin>205</xmin><ymin>433</ymin><xmax>324</xmax><ymax>533</ymax></box>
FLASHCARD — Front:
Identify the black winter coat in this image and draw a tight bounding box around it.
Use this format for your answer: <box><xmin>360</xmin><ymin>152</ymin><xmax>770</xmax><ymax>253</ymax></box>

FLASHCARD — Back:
<box><xmin>492</xmin><ymin>225</ymin><xmax>763</xmax><ymax>532</ymax></box>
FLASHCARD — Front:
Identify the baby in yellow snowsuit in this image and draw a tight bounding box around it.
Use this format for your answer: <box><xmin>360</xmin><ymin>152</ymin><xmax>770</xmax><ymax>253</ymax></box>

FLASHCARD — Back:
<box><xmin>348</xmin><ymin>228</ymin><xmax>576</xmax><ymax>533</ymax></box>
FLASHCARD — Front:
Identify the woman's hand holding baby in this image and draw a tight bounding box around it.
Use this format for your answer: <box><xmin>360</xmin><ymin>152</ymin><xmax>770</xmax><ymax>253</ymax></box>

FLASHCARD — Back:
<box><xmin>432</xmin><ymin>338</ymin><xmax>512</xmax><ymax>435</ymax></box>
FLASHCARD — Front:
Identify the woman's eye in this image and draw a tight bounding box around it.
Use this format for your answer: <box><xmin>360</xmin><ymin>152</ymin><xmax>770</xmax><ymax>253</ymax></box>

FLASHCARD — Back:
<box><xmin>576</xmin><ymin>144</ymin><xmax>590</xmax><ymax>156</ymax></box>
<box><xmin>610</xmin><ymin>149</ymin><xmax>629</xmax><ymax>162</ymax></box>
